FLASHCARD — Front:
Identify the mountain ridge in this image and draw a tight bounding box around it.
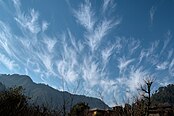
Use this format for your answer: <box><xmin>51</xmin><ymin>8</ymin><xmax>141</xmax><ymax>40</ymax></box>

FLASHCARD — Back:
<box><xmin>0</xmin><ymin>74</ymin><xmax>110</xmax><ymax>111</ymax></box>
<box><xmin>151</xmin><ymin>84</ymin><xmax>174</xmax><ymax>106</ymax></box>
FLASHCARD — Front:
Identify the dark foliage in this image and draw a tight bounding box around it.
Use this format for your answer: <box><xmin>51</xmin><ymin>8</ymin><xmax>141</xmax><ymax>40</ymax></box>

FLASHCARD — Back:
<box><xmin>131</xmin><ymin>99</ymin><xmax>146</xmax><ymax>116</ymax></box>
<box><xmin>0</xmin><ymin>86</ymin><xmax>28</xmax><ymax>115</ymax></box>
<box><xmin>0</xmin><ymin>86</ymin><xmax>60</xmax><ymax>116</ymax></box>
<box><xmin>1</xmin><ymin>81</ymin><xmax>174</xmax><ymax>116</ymax></box>
<box><xmin>151</xmin><ymin>84</ymin><xmax>174</xmax><ymax>106</ymax></box>
<box><xmin>69</xmin><ymin>102</ymin><xmax>89</xmax><ymax>116</ymax></box>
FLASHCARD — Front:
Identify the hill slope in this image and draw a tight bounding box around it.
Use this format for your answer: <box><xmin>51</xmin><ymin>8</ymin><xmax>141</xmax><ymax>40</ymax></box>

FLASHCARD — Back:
<box><xmin>151</xmin><ymin>84</ymin><xmax>174</xmax><ymax>106</ymax></box>
<box><xmin>0</xmin><ymin>74</ymin><xmax>109</xmax><ymax>111</ymax></box>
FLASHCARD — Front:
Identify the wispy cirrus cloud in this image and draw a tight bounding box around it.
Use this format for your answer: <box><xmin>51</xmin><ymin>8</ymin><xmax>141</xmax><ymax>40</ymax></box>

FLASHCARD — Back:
<box><xmin>26</xmin><ymin>59</ymin><xmax>41</xmax><ymax>74</ymax></box>
<box><xmin>169</xmin><ymin>59</ymin><xmax>174</xmax><ymax>76</ymax></box>
<box><xmin>14</xmin><ymin>9</ymin><xmax>41</xmax><ymax>34</ymax></box>
<box><xmin>139</xmin><ymin>49</ymin><xmax>146</xmax><ymax>63</ymax></box>
<box><xmin>102</xmin><ymin>0</ymin><xmax>116</xmax><ymax>13</ymax></box>
<box><xmin>146</xmin><ymin>41</ymin><xmax>159</xmax><ymax>65</ymax></box>
<box><xmin>42</xmin><ymin>21</ymin><xmax>49</xmax><ymax>32</ymax></box>
<box><xmin>67</xmin><ymin>30</ymin><xmax>84</xmax><ymax>53</ymax></box>
<box><xmin>56</xmin><ymin>33</ymin><xmax>80</xmax><ymax>85</ymax></box>
<box><xmin>128</xmin><ymin>67</ymin><xmax>150</xmax><ymax>92</ymax></box>
<box><xmin>128</xmin><ymin>39</ymin><xmax>140</xmax><ymax>55</ymax></box>
<box><xmin>12</xmin><ymin>0</ymin><xmax>20</xmax><ymax>7</ymax></box>
<box><xmin>86</xmin><ymin>19</ymin><xmax>117</xmax><ymax>52</ymax></box>
<box><xmin>150</xmin><ymin>6</ymin><xmax>157</xmax><ymax>24</ymax></box>
<box><xmin>12</xmin><ymin>0</ymin><xmax>41</xmax><ymax>34</ymax></box>
<box><xmin>0</xmin><ymin>0</ymin><xmax>174</xmax><ymax>106</ymax></box>
<box><xmin>117</xmin><ymin>57</ymin><xmax>134</xmax><ymax>74</ymax></box>
<box><xmin>57</xmin><ymin>59</ymin><xmax>78</xmax><ymax>86</ymax></box>
<box><xmin>74</xmin><ymin>0</ymin><xmax>121</xmax><ymax>52</ymax></box>
<box><xmin>0</xmin><ymin>21</ymin><xmax>14</xmax><ymax>56</ymax></box>
<box><xmin>42</xmin><ymin>35</ymin><xmax>57</xmax><ymax>53</ymax></box>
<box><xmin>160</xmin><ymin>31</ymin><xmax>172</xmax><ymax>54</ymax></box>
<box><xmin>0</xmin><ymin>0</ymin><xmax>57</xmax><ymax>80</ymax></box>
<box><xmin>98</xmin><ymin>79</ymin><xmax>117</xmax><ymax>103</ymax></box>
<box><xmin>73</xmin><ymin>0</ymin><xmax>95</xmax><ymax>32</ymax></box>
<box><xmin>101</xmin><ymin>44</ymin><xmax>114</xmax><ymax>66</ymax></box>
<box><xmin>0</xmin><ymin>53</ymin><xmax>18</xmax><ymax>71</ymax></box>
<box><xmin>167</xmin><ymin>49</ymin><xmax>173</xmax><ymax>60</ymax></box>
<box><xmin>37</xmin><ymin>52</ymin><xmax>53</xmax><ymax>74</ymax></box>
<box><xmin>156</xmin><ymin>61</ymin><xmax>168</xmax><ymax>70</ymax></box>
<box><xmin>82</xmin><ymin>57</ymin><xmax>105</xmax><ymax>88</ymax></box>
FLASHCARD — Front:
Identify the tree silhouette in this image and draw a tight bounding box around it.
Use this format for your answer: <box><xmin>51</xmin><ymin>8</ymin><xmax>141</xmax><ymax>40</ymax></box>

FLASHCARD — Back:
<box><xmin>140</xmin><ymin>79</ymin><xmax>153</xmax><ymax>116</ymax></box>
<box><xmin>69</xmin><ymin>102</ymin><xmax>89</xmax><ymax>116</ymax></box>
<box><xmin>0</xmin><ymin>86</ymin><xmax>61</xmax><ymax>116</ymax></box>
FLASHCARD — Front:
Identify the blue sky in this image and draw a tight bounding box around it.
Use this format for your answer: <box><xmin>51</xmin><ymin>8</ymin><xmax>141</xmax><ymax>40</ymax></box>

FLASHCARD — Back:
<box><xmin>0</xmin><ymin>0</ymin><xmax>174</xmax><ymax>106</ymax></box>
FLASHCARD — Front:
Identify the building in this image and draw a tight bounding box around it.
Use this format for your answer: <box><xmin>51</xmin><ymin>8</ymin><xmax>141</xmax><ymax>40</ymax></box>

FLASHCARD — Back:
<box><xmin>87</xmin><ymin>104</ymin><xmax>174</xmax><ymax>116</ymax></box>
<box><xmin>87</xmin><ymin>106</ymin><xmax>127</xmax><ymax>116</ymax></box>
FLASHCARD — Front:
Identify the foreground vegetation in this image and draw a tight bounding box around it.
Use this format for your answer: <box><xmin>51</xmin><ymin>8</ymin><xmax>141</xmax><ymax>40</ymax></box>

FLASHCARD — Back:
<box><xmin>1</xmin><ymin>83</ymin><xmax>174</xmax><ymax>116</ymax></box>
<box><xmin>0</xmin><ymin>86</ymin><xmax>61</xmax><ymax>116</ymax></box>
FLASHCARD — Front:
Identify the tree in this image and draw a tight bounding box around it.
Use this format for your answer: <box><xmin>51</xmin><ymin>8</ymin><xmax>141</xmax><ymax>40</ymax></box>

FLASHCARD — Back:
<box><xmin>140</xmin><ymin>79</ymin><xmax>154</xmax><ymax>116</ymax></box>
<box><xmin>0</xmin><ymin>86</ymin><xmax>61</xmax><ymax>116</ymax></box>
<box><xmin>69</xmin><ymin>102</ymin><xmax>89</xmax><ymax>116</ymax></box>
<box><xmin>0</xmin><ymin>86</ymin><xmax>28</xmax><ymax>115</ymax></box>
<box><xmin>132</xmin><ymin>98</ymin><xmax>146</xmax><ymax>116</ymax></box>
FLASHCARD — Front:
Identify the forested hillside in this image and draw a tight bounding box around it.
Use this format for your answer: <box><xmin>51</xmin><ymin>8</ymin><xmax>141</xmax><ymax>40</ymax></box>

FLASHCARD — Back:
<box><xmin>152</xmin><ymin>84</ymin><xmax>174</xmax><ymax>105</ymax></box>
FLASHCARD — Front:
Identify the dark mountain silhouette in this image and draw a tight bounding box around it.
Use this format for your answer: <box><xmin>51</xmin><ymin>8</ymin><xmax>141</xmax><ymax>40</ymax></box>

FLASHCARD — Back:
<box><xmin>151</xmin><ymin>84</ymin><xmax>174</xmax><ymax>106</ymax></box>
<box><xmin>0</xmin><ymin>82</ymin><xmax>5</xmax><ymax>92</ymax></box>
<box><xmin>0</xmin><ymin>74</ymin><xmax>109</xmax><ymax>111</ymax></box>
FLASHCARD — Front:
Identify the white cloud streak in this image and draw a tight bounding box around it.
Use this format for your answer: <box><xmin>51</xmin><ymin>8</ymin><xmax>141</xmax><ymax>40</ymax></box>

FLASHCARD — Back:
<box><xmin>160</xmin><ymin>31</ymin><xmax>172</xmax><ymax>54</ymax></box>
<box><xmin>12</xmin><ymin>0</ymin><xmax>41</xmax><ymax>34</ymax></box>
<box><xmin>56</xmin><ymin>33</ymin><xmax>79</xmax><ymax>84</ymax></box>
<box><xmin>128</xmin><ymin>67</ymin><xmax>149</xmax><ymax>93</ymax></box>
<box><xmin>0</xmin><ymin>21</ymin><xmax>13</xmax><ymax>56</ymax></box>
<box><xmin>74</xmin><ymin>0</ymin><xmax>95</xmax><ymax>32</ymax></box>
<box><xmin>168</xmin><ymin>49</ymin><xmax>173</xmax><ymax>60</ymax></box>
<box><xmin>86</xmin><ymin>19</ymin><xmax>117</xmax><ymax>52</ymax></box>
<box><xmin>118</xmin><ymin>57</ymin><xmax>134</xmax><ymax>73</ymax></box>
<box><xmin>42</xmin><ymin>35</ymin><xmax>57</xmax><ymax>53</ymax></box>
<box><xmin>42</xmin><ymin>21</ymin><xmax>49</xmax><ymax>32</ymax></box>
<box><xmin>82</xmin><ymin>57</ymin><xmax>106</xmax><ymax>88</ymax></box>
<box><xmin>74</xmin><ymin>0</ymin><xmax>121</xmax><ymax>52</ymax></box>
<box><xmin>150</xmin><ymin>6</ymin><xmax>157</xmax><ymax>24</ymax></box>
<box><xmin>0</xmin><ymin>53</ymin><xmax>18</xmax><ymax>70</ymax></box>
<box><xmin>102</xmin><ymin>44</ymin><xmax>114</xmax><ymax>65</ymax></box>
<box><xmin>169</xmin><ymin>59</ymin><xmax>174</xmax><ymax>76</ymax></box>
<box><xmin>68</xmin><ymin>30</ymin><xmax>84</xmax><ymax>53</ymax></box>
<box><xmin>15</xmin><ymin>9</ymin><xmax>41</xmax><ymax>34</ymax></box>
<box><xmin>156</xmin><ymin>61</ymin><xmax>168</xmax><ymax>70</ymax></box>
<box><xmin>128</xmin><ymin>39</ymin><xmax>140</xmax><ymax>55</ymax></box>
<box><xmin>102</xmin><ymin>0</ymin><xmax>116</xmax><ymax>14</ymax></box>
<box><xmin>0</xmin><ymin>0</ymin><xmax>174</xmax><ymax>106</ymax></box>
